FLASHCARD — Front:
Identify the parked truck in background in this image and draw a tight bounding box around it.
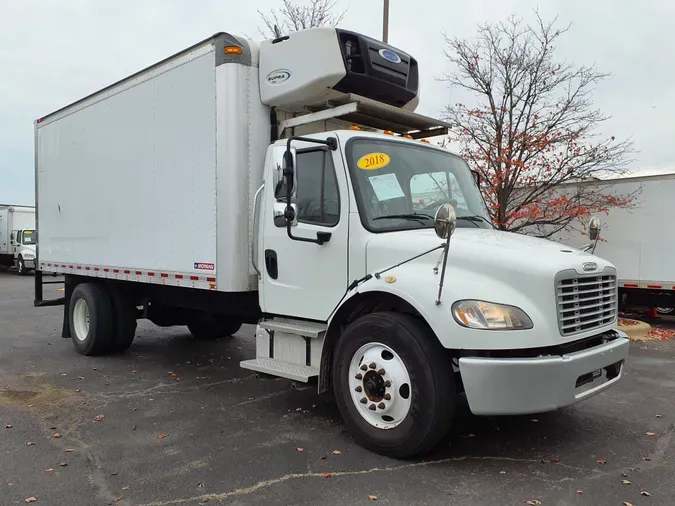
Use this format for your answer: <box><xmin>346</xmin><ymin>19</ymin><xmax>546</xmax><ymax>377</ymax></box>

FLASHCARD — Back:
<box><xmin>34</xmin><ymin>27</ymin><xmax>630</xmax><ymax>458</ymax></box>
<box><xmin>0</xmin><ymin>205</ymin><xmax>37</xmax><ymax>275</ymax></box>
<box><xmin>552</xmin><ymin>174</ymin><xmax>675</xmax><ymax>314</ymax></box>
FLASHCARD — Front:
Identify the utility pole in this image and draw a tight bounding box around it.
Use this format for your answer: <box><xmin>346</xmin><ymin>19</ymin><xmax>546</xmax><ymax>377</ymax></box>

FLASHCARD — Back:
<box><xmin>382</xmin><ymin>0</ymin><xmax>390</xmax><ymax>43</ymax></box>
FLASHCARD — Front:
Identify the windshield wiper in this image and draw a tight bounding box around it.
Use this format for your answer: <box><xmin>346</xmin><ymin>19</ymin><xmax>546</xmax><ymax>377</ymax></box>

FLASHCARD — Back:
<box><xmin>457</xmin><ymin>215</ymin><xmax>494</xmax><ymax>227</ymax></box>
<box><xmin>373</xmin><ymin>213</ymin><xmax>434</xmax><ymax>225</ymax></box>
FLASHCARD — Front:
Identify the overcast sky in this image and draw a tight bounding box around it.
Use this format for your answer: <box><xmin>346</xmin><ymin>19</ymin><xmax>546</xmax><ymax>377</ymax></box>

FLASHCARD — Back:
<box><xmin>2</xmin><ymin>0</ymin><xmax>674</xmax><ymax>205</ymax></box>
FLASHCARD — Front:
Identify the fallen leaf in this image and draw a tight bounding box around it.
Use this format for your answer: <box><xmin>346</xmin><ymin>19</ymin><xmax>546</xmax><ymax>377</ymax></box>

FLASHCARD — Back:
<box><xmin>530</xmin><ymin>418</ymin><xmax>539</xmax><ymax>423</ymax></box>
<box><xmin>77</xmin><ymin>376</ymin><xmax>84</xmax><ymax>380</ymax></box>
<box><xmin>114</xmin><ymin>498</ymin><xmax>121</xmax><ymax>503</ymax></box>
<box><xmin>110</xmin><ymin>472</ymin><xmax>119</xmax><ymax>476</ymax></box>
<box><xmin>157</xmin><ymin>434</ymin><xmax>167</xmax><ymax>440</ymax></box>
<box><xmin>500</xmin><ymin>471</ymin><xmax>506</xmax><ymax>474</ymax></box>
<box><xmin>646</xmin><ymin>431</ymin><xmax>655</xmax><ymax>437</ymax></box>
<box><xmin>64</xmin><ymin>449</ymin><xmax>73</xmax><ymax>453</ymax></box>
<box><xmin>58</xmin><ymin>462</ymin><xmax>67</xmax><ymax>467</ymax></box>
<box><xmin>45</xmin><ymin>468</ymin><xmax>54</xmax><ymax>473</ymax></box>
<box><xmin>295</xmin><ymin>408</ymin><xmax>302</xmax><ymax>412</ymax></box>
<box><xmin>94</xmin><ymin>415</ymin><xmax>104</xmax><ymax>422</ymax></box>
<box><xmin>368</xmin><ymin>495</ymin><xmax>377</xmax><ymax>501</ymax></box>
<box><xmin>323</xmin><ymin>472</ymin><xmax>332</xmax><ymax>478</ymax></box>
<box><xmin>92</xmin><ymin>368</ymin><xmax>97</xmax><ymax>371</ymax></box>
<box><xmin>332</xmin><ymin>450</ymin><xmax>342</xmax><ymax>455</ymax></box>
<box><xmin>551</xmin><ymin>456</ymin><xmax>559</xmax><ymax>463</ymax></box>
<box><xmin>4</xmin><ymin>424</ymin><xmax>12</xmax><ymax>429</ymax></box>
<box><xmin>296</xmin><ymin>447</ymin><xmax>304</xmax><ymax>452</ymax></box>
<box><xmin>122</xmin><ymin>486</ymin><xmax>130</xmax><ymax>491</ymax></box>
<box><xmin>525</xmin><ymin>501</ymin><xmax>542</xmax><ymax>506</ymax></box>
<box><xmin>74</xmin><ymin>389</ymin><xmax>81</xmax><ymax>393</ymax></box>
<box><xmin>641</xmin><ymin>457</ymin><xmax>651</xmax><ymax>461</ymax></box>
<box><xmin>168</xmin><ymin>371</ymin><xmax>176</xmax><ymax>377</ymax></box>
<box><xmin>320</xmin><ymin>455</ymin><xmax>327</xmax><ymax>460</ymax></box>
<box><xmin>656</xmin><ymin>414</ymin><xmax>662</xmax><ymax>418</ymax></box>
<box><xmin>623</xmin><ymin>502</ymin><xmax>634</xmax><ymax>506</ymax></box>
<box><xmin>622</xmin><ymin>479</ymin><xmax>632</xmax><ymax>485</ymax></box>
<box><xmin>132</xmin><ymin>370</ymin><xmax>137</xmax><ymax>374</ymax></box>
<box><xmin>25</xmin><ymin>497</ymin><xmax>37</xmax><ymax>503</ymax></box>
<box><xmin>641</xmin><ymin>491</ymin><xmax>651</xmax><ymax>496</ymax></box>
<box><xmin>577</xmin><ymin>489</ymin><xmax>583</xmax><ymax>494</ymax></box>
<box><xmin>597</xmin><ymin>458</ymin><xmax>607</xmax><ymax>464</ymax></box>
<box><xmin>27</xmin><ymin>442</ymin><xmax>35</xmax><ymax>446</ymax></box>
<box><xmin>53</xmin><ymin>433</ymin><xmax>61</xmax><ymax>439</ymax></box>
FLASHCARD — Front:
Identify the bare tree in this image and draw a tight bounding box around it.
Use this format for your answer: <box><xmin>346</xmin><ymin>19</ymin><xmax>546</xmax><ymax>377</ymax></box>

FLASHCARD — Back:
<box><xmin>259</xmin><ymin>0</ymin><xmax>346</xmax><ymax>38</ymax></box>
<box><xmin>441</xmin><ymin>13</ymin><xmax>637</xmax><ymax>237</ymax></box>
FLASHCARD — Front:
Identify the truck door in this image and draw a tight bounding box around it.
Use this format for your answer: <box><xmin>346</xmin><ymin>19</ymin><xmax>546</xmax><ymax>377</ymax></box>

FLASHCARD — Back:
<box><xmin>260</xmin><ymin>138</ymin><xmax>349</xmax><ymax>321</ymax></box>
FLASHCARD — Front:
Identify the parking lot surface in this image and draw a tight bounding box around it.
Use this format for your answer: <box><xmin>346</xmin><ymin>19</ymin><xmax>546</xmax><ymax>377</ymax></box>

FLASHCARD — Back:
<box><xmin>1</xmin><ymin>270</ymin><xmax>674</xmax><ymax>505</ymax></box>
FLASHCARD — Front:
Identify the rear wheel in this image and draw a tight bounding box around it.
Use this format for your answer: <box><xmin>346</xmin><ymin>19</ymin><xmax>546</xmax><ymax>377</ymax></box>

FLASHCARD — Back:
<box><xmin>69</xmin><ymin>283</ymin><xmax>114</xmax><ymax>355</ymax></box>
<box><xmin>188</xmin><ymin>318</ymin><xmax>241</xmax><ymax>340</ymax></box>
<box><xmin>333</xmin><ymin>312</ymin><xmax>455</xmax><ymax>458</ymax></box>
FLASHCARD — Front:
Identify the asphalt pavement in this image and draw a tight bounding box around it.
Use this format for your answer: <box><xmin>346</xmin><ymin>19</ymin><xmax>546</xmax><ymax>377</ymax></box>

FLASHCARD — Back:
<box><xmin>1</xmin><ymin>270</ymin><xmax>674</xmax><ymax>505</ymax></box>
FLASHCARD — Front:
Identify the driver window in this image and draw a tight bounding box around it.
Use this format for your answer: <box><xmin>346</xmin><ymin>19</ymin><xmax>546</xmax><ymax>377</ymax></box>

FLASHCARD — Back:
<box><xmin>294</xmin><ymin>150</ymin><xmax>340</xmax><ymax>227</ymax></box>
<box><xmin>410</xmin><ymin>171</ymin><xmax>468</xmax><ymax>211</ymax></box>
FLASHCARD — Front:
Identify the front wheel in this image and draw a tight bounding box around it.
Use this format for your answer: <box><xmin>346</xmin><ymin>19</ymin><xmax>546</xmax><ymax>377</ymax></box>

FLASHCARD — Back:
<box><xmin>16</xmin><ymin>256</ymin><xmax>26</xmax><ymax>275</ymax></box>
<box><xmin>333</xmin><ymin>312</ymin><xmax>455</xmax><ymax>458</ymax></box>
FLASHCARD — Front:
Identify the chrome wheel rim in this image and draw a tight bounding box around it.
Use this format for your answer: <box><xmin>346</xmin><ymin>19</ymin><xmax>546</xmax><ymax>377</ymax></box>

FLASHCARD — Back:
<box><xmin>73</xmin><ymin>298</ymin><xmax>90</xmax><ymax>342</ymax></box>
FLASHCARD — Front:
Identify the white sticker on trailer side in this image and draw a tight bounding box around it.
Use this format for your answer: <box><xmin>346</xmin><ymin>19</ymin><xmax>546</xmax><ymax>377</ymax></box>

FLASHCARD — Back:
<box><xmin>37</xmin><ymin>46</ymin><xmax>218</xmax><ymax>279</ymax></box>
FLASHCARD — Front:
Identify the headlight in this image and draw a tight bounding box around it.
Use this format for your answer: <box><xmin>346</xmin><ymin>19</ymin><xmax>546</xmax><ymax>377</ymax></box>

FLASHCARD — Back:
<box><xmin>452</xmin><ymin>300</ymin><xmax>533</xmax><ymax>330</ymax></box>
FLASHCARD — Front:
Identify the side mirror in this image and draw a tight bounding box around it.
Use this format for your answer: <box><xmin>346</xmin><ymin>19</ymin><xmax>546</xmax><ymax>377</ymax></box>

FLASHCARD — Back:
<box><xmin>434</xmin><ymin>203</ymin><xmax>457</xmax><ymax>240</ymax></box>
<box><xmin>588</xmin><ymin>216</ymin><xmax>601</xmax><ymax>241</ymax></box>
<box><xmin>471</xmin><ymin>170</ymin><xmax>481</xmax><ymax>187</ymax></box>
<box><xmin>274</xmin><ymin>146</ymin><xmax>297</xmax><ymax>200</ymax></box>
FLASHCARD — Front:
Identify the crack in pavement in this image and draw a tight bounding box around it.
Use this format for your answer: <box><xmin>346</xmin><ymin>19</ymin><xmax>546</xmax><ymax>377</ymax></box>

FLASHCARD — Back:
<box><xmin>136</xmin><ymin>455</ymin><xmax>595</xmax><ymax>506</ymax></box>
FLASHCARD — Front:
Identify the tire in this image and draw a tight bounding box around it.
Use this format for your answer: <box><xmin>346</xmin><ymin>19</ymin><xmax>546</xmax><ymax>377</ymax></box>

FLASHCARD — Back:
<box><xmin>109</xmin><ymin>286</ymin><xmax>137</xmax><ymax>352</ymax></box>
<box><xmin>188</xmin><ymin>319</ymin><xmax>242</xmax><ymax>340</ymax></box>
<box><xmin>69</xmin><ymin>283</ymin><xmax>114</xmax><ymax>356</ymax></box>
<box><xmin>17</xmin><ymin>256</ymin><xmax>26</xmax><ymax>276</ymax></box>
<box><xmin>332</xmin><ymin>311</ymin><xmax>455</xmax><ymax>458</ymax></box>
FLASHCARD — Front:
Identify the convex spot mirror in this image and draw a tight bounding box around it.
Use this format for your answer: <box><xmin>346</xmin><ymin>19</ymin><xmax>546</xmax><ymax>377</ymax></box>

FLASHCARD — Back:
<box><xmin>434</xmin><ymin>203</ymin><xmax>457</xmax><ymax>240</ymax></box>
<box><xmin>273</xmin><ymin>146</ymin><xmax>298</xmax><ymax>200</ymax></box>
<box><xmin>589</xmin><ymin>216</ymin><xmax>601</xmax><ymax>241</ymax></box>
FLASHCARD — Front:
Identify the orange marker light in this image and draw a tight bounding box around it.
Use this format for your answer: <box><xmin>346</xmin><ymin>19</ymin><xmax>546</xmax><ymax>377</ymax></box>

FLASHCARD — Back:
<box><xmin>383</xmin><ymin>130</ymin><xmax>394</xmax><ymax>135</ymax></box>
<box><xmin>350</xmin><ymin>125</ymin><xmax>361</xmax><ymax>130</ymax></box>
<box><xmin>224</xmin><ymin>46</ymin><xmax>243</xmax><ymax>54</ymax></box>
<box><xmin>420</xmin><ymin>139</ymin><xmax>430</xmax><ymax>143</ymax></box>
<box><xmin>403</xmin><ymin>134</ymin><xmax>413</xmax><ymax>139</ymax></box>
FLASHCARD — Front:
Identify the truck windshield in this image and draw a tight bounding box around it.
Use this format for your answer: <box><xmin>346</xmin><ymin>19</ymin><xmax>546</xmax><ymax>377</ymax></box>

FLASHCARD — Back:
<box><xmin>22</xmin><ymin>230</ymin><xmax>37</xmax><ymax>245</ymax></box>
<box><xmin>346</xmin><ymin>138</ymin><xmax>492</xmax><ymax>232</ymax></box>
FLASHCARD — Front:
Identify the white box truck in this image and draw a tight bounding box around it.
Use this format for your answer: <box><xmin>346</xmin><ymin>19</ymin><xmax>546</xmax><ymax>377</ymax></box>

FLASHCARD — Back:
<box><xmin>0</xmin><ymin>204</ymin><xmax>37</xmax><ymax>274</ymax></box>
<box><xmin>551</xmin><ymin>174</ymin><xmax>675</xmax><ymax>314</ymax></box>
<box><xmin>34</xmin><ymin>28</ymin><xmax>630</xmax><ymax>458</ymax></box>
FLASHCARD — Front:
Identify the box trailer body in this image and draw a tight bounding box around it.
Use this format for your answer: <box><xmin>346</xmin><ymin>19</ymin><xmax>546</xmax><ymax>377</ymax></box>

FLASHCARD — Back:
<box><xmin>551</xmin><ymin>174</ymin><xmax>675</xmax><ymax>312</ymax></box>
<box><xmin>0</xmin><ymin>205</ymin><xmax>36</xmax><ymax>273</ymax></box>
<box><xmin>35</xmin><ymin>28</ymin><xmax>630</xmax><ymax>458</ymax></box>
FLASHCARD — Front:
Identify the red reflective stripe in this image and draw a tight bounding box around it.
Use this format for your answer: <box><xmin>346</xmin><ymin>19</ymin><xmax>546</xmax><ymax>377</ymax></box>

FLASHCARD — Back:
<box><xmin>85</xmin><ymin>267</ymin><xmax>91</xmax><ymax>270</ymax></box>
<box><xmin>207</xmin><ymin>277</ymin><xmax>216</xmax><ymax>282</ymax></box>
<box><xmin>148</xmin><ymin>272</ymin><xmax>155</xmax><ymax>277</ymax></box>
<box><xmin>135</xmin><ymin>271</ymin><xmax>142</xmax><ymax>275</ymax></box>
<box><xmin>624</xmin><ymin>283</ymin><xmax>639</xmax><ymax>288</ymax></box>
<box><xmin>77</xmin><ymin>266</ymin><xmax>82</xmax><ymax>270</ymax></box>
<box><xmin>190</xmin><ymin>276</ymin><xmax>199</xmax><ymax>281</ymax></box>
<box><xmin>647</xmin><ymin>285</ymin><xmax>662</xmax><ymax>289</ymax></box>
<box><xmin>160</xmin><ymin>273</ymin><xmax>168</xmax><ymax>278</ymax></box>
<box><xmin>94</xmin><ymin>267</ymin><xmax>100</xmax><ymax>271</ymax></box>
<box><xmin>124</xmin><ymin>270</ymin><xmax>130</xmax><ymax>274</ymax></box>
<box><xmin>104</xmin><ymin>268</ymin><xmax>110</xmax><ymax>272</ymax></box>
<box><xmin>113</xmin><ymin>269</ymin><xmax>119</xmax><ymax>273</ymax></box>
<box><xmin>175</xmin><ymin>274</ymin><xmax>183</xmax><ymax>279</ymax></box>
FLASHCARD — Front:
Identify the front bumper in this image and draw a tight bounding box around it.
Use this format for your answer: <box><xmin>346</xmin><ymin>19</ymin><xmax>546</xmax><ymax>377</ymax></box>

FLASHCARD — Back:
<box><xmin>23</xmin><ymin>258</ymin><xmax>35</xmax><ymax>269</ymax></box>
<box><xmin>458</xmin><ymin>332</ymin><xmax>630</xmax><ymax>415</ymax></box>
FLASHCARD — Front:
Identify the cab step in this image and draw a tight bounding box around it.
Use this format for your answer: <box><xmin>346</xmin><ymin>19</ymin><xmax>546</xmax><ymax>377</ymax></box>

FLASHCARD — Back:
<box><xmin>240</xmin><ymin>358</ymin><xmax>319</xmax><ymax>382</ymax></box>
<box><xmin>240</xmin><ymin>318</ymin><xmax>327</xmax><ymax>382</ymax></box>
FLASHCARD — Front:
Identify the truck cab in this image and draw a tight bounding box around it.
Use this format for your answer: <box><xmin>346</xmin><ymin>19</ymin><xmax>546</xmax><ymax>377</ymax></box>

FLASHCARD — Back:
<box><xmin>11</xmin><ymin>229</ymin><xmax>37</xmax><ymax>275</ymax></box>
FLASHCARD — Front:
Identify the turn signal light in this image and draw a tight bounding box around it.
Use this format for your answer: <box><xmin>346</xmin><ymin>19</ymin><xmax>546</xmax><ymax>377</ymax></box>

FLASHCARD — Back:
<box><xmin>350</xmin><ymin>125</ymin><xmax>361</xmax><ymax>130</ymax></box>
<box><xmin>224</xmin><ymin>46</ymin><xmax>243</xmax><ymax>54</ymax></box>
<box><xmin>383</xmin><ymin>130</ymin><xmax>394</xmax><ymax>135</ymax></box>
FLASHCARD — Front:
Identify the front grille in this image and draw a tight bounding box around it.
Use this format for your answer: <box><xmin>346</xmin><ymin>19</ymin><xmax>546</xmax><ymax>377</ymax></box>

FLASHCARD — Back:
<box><xmin>556</xmin><ymin>273</ymin><xmax>617</xmax><ymax>336</ymax></box>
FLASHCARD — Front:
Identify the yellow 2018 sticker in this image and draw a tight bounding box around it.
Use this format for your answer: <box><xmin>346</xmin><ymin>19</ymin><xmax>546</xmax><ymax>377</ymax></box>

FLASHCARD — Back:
<box><xmin>357</xmin><ymin>152</ymin><xmax>391</xmax><ymax>170</ymax></box>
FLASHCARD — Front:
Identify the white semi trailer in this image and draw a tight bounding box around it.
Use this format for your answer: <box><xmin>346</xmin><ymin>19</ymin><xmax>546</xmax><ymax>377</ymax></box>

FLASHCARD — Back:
<box><xmin>0</xmin><ymin>204</ymin><xmax>37</xmax><ymax>274</ymax></box>
<box><xmin>34</xmin><ymin>28</ymin><xmax>630</xmax><ymax>457</ymax></box>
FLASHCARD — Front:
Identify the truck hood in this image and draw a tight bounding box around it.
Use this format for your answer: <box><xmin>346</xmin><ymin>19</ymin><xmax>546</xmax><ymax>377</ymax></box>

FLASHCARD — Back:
<box><xmin>365</xmin><ymin>228</ymin><xmax>611</xmax><ymax>279</ymax></box>
<box><xmin>363</xmin><ymin>228</ymin><xmax>617</xmax><ymax>350</ymax></box>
